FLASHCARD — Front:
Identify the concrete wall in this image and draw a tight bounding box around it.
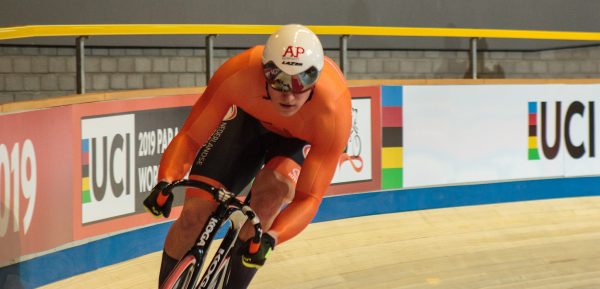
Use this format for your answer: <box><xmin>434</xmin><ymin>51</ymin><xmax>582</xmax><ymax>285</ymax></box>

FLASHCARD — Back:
<box><xmin>2</xmin><ymin>44</ymin><xmax>600</xmax><ymax>104</ymax></box>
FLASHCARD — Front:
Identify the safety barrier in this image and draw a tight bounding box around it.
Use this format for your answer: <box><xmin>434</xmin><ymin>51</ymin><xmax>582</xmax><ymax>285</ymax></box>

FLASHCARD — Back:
<box><xmin>3</xmin><ymin>24</ymin><xmax>600</xmax><ymax>92</ymax></box>
<box><xmin>1</xmin><ymin>80</ymin><xmax>600</xmax><ymax>288</ymax></box>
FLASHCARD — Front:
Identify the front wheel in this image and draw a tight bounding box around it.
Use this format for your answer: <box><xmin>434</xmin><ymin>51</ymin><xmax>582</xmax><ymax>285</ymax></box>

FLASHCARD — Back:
<box><xmin>161</xmin><ymin>255</ymin><xmax>199</xmax><ymax>289</ymax></box>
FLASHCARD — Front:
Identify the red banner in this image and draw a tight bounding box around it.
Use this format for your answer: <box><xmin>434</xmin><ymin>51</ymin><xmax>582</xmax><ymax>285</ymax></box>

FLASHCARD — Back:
<box><xmin>0</xmin><ymin>107</ymin><xmax>73</xmax><ymax>264</ymax></box>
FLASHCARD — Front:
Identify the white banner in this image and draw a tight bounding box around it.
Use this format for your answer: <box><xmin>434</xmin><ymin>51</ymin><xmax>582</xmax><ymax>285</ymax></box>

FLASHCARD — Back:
<box><xmin>81</xmin><ymin>114</ymin><xmax>136</xmax><ymax>223</ymax></box>
<box><xmin>332</xmin><ymin>98</ymin><xmax>373</xmax><ymax>184</ymax></box>
<box><xmin>403</xmin><ymin>84</ymin><xmax>600</xmax><ymax>188</ymax></box>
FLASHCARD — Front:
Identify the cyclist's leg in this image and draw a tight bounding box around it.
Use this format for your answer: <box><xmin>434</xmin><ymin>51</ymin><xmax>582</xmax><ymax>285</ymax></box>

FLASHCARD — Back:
<box><xmin>238</xmin><ymin>157</ymin><xmax>299</xmax><ymax>240</ymax></box>
<box><xmin>243</xmin><ymin>138</ymin><xmax>307</xmax><ymax>237</ymax></box>
<box><xmin>163</xmin><ymin>176</ymin><xmax>225</xmax><ymax>258</ymax></box>
<box><xmin>224</xmin><ymin>138</ymin><xmax>307</xmax><ymax>289</ymax></box>
<box><xmin>159</xmin><ymin>107</ymin><xmax>267</xmax><ymax>287</ymax></box>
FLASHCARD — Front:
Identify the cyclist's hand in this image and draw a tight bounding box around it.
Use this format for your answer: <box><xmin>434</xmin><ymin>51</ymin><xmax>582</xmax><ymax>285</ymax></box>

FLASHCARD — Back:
<box><xmin>143</xmin><ymin>181</ymin><xmax>173</xmax><ymax>218</ymax></box>
<box><xmin>241</xmin><ymin>233</ymin><xmax>275</xmax><ymax>269</ymax></box>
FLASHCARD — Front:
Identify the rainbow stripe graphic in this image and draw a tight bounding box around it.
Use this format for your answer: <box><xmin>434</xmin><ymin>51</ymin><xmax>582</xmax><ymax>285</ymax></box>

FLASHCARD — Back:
<box><xmin>81</xmin><ymin>139</ymin><xmax>92</xmax><ymax>203</ymax></box>
<box><xmin>381</xmin><ymin>86</ymin><xmax>403</xmax><ymax>188</ymax></box>
<box><xmin>528</xmin><ymin>102</ymin><xmax>540</xmax><ymax>160</ymax></box>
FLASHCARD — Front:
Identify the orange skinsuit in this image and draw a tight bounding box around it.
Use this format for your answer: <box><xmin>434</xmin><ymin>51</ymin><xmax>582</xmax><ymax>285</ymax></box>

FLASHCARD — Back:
<box><xmin>158</xmin><ymin>45</ymin><xmax>352</xmax><ymax>244</ymax></box>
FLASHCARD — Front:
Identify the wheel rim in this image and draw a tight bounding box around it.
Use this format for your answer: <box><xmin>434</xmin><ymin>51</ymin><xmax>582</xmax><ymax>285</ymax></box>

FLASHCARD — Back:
<box><xmin>161</xmin><ymin>255</ymin><xmax>197</xmax><ymax>289</ymax></box>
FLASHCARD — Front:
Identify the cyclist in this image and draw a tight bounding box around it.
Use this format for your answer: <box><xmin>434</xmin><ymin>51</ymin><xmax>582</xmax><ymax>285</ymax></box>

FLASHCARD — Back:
<box><xmin>144</xmin><ymin>24</ymin><xmax>352</xmax><ymax>289</ymax></box>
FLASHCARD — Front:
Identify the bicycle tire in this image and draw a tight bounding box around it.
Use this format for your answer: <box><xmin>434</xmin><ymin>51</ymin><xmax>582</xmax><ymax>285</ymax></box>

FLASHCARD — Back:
<box><xmin>161</xmin><ymin>255</ymin><xmax>199</xmax><ymax>289</ymax></box>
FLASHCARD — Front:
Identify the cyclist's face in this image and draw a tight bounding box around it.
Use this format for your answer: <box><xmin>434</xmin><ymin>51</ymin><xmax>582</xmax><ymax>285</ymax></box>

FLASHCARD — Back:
<box><xmin>267</xmin><ymin>86</ymin><xmax>312</xmax><ymax>116</ymax></box>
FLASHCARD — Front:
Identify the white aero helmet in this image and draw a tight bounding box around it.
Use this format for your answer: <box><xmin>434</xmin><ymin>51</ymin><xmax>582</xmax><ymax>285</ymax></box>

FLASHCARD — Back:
<box><xmin>262</xmin><ymin>24</ymin><xmax>324</xmax><ymax>93</ymax></box>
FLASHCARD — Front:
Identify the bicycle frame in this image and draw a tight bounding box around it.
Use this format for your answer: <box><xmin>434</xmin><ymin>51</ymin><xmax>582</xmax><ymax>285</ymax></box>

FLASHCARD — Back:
<box><xmin>160</xmin><ymin>180</ymin><xmax>262</xmax><ymax>289</ymax></box>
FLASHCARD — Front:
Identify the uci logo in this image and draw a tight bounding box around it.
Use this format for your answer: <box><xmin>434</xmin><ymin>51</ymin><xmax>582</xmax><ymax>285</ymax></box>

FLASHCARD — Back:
<box><xmin>81</xmin><ymin>114</ymin><xmax>136</xmax><ymax>223</ymax></box>
<box><xmin>529</xmin><ymin>101</ymin><xmax>596</xmax><ymax>160</ymax></box>
<box><xmin>89</xmin><ymin>134</ymin><xmax>132</xmax><ymax>199</ymax></box>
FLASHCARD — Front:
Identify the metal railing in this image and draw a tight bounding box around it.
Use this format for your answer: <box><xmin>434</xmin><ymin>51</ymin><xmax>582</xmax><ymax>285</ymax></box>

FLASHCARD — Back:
<box><xmin>2</xmin><ymin>24</ymin><xmax>600</xmax><ymax>93</ymax></box>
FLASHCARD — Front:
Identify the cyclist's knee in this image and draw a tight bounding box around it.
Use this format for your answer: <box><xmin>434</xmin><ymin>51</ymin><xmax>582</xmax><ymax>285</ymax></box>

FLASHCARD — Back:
<box><xmin>177</xmin><ymin>196</ymin><xmax>216</xmax><ymax>232</ymax></box>
<box><xmin>252</xmin><ymin>169</ymin><xmax>294</xmax><ymax>204</ymax></box>
<box><xmin>238</xmin><ymin>169</ymin><xmax>293</xmax><ymax>239</ymax></box>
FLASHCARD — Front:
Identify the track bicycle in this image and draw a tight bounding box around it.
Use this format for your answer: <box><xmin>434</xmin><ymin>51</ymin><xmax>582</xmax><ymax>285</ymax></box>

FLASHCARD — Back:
<box><xmin>160</xmin><ymin>179</ymin><xmax>262</xmax><ymax>289</ymax></box>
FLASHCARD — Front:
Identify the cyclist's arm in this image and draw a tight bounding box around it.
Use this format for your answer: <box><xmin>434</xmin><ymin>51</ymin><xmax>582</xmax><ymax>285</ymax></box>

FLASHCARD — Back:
<box><xmin>268</xmin><ymin>118</ymin><xmax>351</xmax><ymax>244</ymax></box>
<box><xmin>158</xmin><ymin>48</ymin><xmax>265</xmax><ymax>182</ymax></box>
<box><xmin>158</xmin><ymin>47</ymin><xmax>263</xmax><ymax>182</ymax></box>
<box><xmin>157</xmin><ymin>86</ymin><xmax>233</xmax><ymax>183</ymax></box>
<box><xmin>268</xmin><ymin>57</ymin><xmax>352</xmax><ymax>244</ymax></box>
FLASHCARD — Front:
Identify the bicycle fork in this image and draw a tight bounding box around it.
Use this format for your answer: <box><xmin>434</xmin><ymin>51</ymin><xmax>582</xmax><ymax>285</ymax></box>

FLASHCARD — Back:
<box><xmin>197</xmin><ymin>208</ymin><xmax>246</xmax><ymax>289</ymax></box>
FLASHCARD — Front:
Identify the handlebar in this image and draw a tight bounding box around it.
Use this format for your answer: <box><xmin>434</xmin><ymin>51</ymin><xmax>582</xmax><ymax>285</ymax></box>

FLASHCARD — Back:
<box><xmin>163</xmin><ymin>179</ymin><xmax>238</xmax><ymax>204</ymax></box>
<box><xmin>162</xmin><ymin>179</ymin><xmax>263</xmax><ymax>248</ymax></box>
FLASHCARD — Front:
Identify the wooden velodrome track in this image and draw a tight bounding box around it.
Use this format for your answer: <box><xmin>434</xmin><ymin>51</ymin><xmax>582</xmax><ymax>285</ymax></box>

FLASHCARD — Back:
<box><xmin>40</xmin><ymin>196</ymin><xmax>600</xmax><ymax>289</ymax></box>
